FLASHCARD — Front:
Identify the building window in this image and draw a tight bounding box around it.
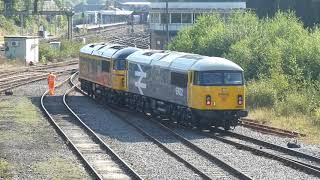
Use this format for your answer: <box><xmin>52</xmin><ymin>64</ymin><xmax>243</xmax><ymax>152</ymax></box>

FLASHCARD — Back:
<box><xmin>160</xmin><ymin>13</ymin><xmax>168</xmax><ymax>24</ymax></box>
<box><xmin>194</xmin><ymin>13</ymin><xmax>201</xmax><ymax>23</ymax></box>
<box><xmin>171</xmin><ymin>13</ymin><xmax>181</xmax><ymax>23</ymax></box>
<box><xmin>171</xmin><ymin>72</ymin><xmax>187</xmax><ymax>88</ymax></box>
<box><xmin>150</xmin><ymin>13</ymin><xmax>159</xmax><ymax>23</ymax></box>
<box><xmin>182</xmin><ymin>13</ymin><xmax>192</xmax><ymax>23</ymax></box>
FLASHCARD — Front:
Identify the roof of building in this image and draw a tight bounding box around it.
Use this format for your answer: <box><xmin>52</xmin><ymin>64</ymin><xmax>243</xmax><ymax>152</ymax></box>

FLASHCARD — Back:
<box><xmin>73</xmin><ymin>3</ymin><xmax>105</xmax><ymax>12</ymax></box>
<box><xmin>83</xmin><ymin>9</ymin><xmax>133</xmax><ymax>15</ymax></box>
<box><xmin>150</xmin><ymin>2</ymin><xmax>246</xmax><ymax>10</ymax></box>
<box><xmin>121</xmin><ymin>2</ymin><xmax>151</xmax><ymax>6</ymax></box>
<box><xmin>4</xmin><ymin>36</ymin><xmax>39</xmax><ymax>39</ymax></box>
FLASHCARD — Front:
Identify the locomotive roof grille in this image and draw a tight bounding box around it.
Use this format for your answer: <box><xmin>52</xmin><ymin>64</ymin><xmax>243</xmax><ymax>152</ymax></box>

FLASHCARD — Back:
<box><xmin>180</xmin><ymin>54</ymin><xmax>203</xmax><ymax>60</ymax></box>
<box><xmin>97</xmin><ymin>45</ymin><xmax>107</xmax><ymax>50</ymax></box>
<box><xmin>110</xmin><ymin>45</ymin><xmax>125</xmax><ymax>50</ymax></box>
<box><xmin>143</xmin><ymin>50</ymin><xmax>165</xmax><ymax>56</ymax></box>
<box><xmin>81</xmin><ymin>44</ymin><xmax>244</xmax><ymax>72</ymax></box>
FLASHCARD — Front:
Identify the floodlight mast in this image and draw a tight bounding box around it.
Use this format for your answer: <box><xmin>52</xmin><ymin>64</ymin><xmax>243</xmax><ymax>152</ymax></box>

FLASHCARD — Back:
<box><xmin>165</xmin><ymin>0</ymin><xmax>169</xmax><ymax>48</ymax></box>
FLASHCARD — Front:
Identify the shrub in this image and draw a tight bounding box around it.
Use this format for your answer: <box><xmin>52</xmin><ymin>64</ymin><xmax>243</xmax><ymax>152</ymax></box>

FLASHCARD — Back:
<box><xmin>276</xmin><ymin>93</ymin><xmax>309</xmax><ymax>116</ymax></box>
<box><xmin>169</xmin><ymin>11</ymin><xmax>320</xmax><ymax>83</ymax></box>
<box><xmin>246</xmin><ymin>80</ymin><xmax>277</xmax><ymax>108</ymax></box>
<box><xmin>39</xmin><ymin>43</ymin><xmax>59</xmax><ymax>62</ymax></box>
<box><xmin>39</xmin><ymin>40</ymin><xmax>83</xmax><ymax>62</ymax></box>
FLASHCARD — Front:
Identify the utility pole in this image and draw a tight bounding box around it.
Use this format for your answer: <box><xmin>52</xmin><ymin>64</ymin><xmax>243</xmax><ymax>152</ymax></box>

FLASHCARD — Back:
<box><xmin>66</xmin><ymin>11</ymin><xmax>74</xmax><ymax>40</ymax></box>
<box><xmin>20</xmin><ymin>14</ymin><xmax>24</xmax><ymax>35</ymax></box>
<box><xmin>165</xmin><ymin>0</ymin><xmax>169</xmax><ymax>47</ymax></box>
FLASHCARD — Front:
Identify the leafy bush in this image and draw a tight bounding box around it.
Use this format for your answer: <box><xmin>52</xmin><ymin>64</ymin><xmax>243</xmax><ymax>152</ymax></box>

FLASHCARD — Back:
<box><xmin>0</xmin><ymin>16</ymin><xmax>18</xmax><ymax>34</ymax></box>
<box><xmin>169</xmin><ymin>10</ymin><xmax>320</xmax><ymax>118</ymax></box>
<box><xmin>246</xmin><ymin>80</ymin><xmax>277</xmax><ymax>108</ymax></box>
<box><xmin>39</xmin><ymin>40</ymin><xmax>83</xmax><ymax>62</ymax></box>
<box><xmin>276</xmin><ymin>93</ymin><xmax>310</xmax><ymax>116</ymax></box>
<box><xmin>39</xmin><ymin>43</ymin><xmax>59</xmax><ymax>62</ymax></box>
<box><xmin>314</xmin><ymin>108</ymin><xmax>320</xmax><ymax>125</ymax></box>
<box><xmin>169</xmin><ymin>11</ymin><xmax>320</xmax><ymax>83</ymax></box>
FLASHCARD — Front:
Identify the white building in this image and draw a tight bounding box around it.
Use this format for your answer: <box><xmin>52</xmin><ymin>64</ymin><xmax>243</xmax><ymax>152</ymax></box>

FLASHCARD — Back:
<box><xmin>149</xmin><ymin>1</ymin><xmax>246</xmax><ymax>49</ymax></box>
<box><xmin>4</xmin><ymin>36</ymin><xmax>39</xmax><ymax>64</ymax></box>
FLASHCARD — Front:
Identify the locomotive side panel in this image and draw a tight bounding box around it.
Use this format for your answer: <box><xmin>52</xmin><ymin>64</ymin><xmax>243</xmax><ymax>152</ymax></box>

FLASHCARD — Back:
<box><xmin>127</xmin><ymin>62</ymin><xmax>152</xmax><ymax>96</ymax></box>
<box><xmin>127</xmin><ymin>62</ymin><xmax>188</xmax><ymax>106</ymax></box>
<box><xmin>79</xmin><ymin>54</ymin><xmax>112</xmax><ymax>88</ymax></box>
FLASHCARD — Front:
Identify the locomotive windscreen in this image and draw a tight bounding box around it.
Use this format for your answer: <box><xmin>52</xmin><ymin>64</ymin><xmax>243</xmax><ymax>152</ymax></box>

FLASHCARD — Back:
<box><xmin>194</xmin><ymin>71</ymin><xmax>243</xmax><ymax>86</ymax></box>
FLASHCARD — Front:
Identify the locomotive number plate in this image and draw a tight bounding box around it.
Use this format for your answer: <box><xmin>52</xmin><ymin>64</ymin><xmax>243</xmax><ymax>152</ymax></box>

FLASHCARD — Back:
<box><xmin>218</xmin><ymin>88</ymin><xmax>229</xmax><ymax>96</ymax></box>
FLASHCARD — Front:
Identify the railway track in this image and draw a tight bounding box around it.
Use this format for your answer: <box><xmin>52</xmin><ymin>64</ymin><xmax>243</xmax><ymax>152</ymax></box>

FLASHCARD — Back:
<box><xmin>0</xmin><ymin>60</ymin><xmax>78</xmax><ymax>76</ymax></box>
<box><xmin>73</xmin><ymin>24</ymin><xmax>128</xmax><ymax>40</ymax></box>
<box><xmin>71</xmin><ymin>74</ymin><xmax>320</xmax><ymax>178</ymax></box>
<box><xmin>214</xmin><ymin>130</ymin><xmax>320</xmax><ymax>171</ymax></box>
<box><xmin>48</xmin><ymin>24</ymin><xmax>150</xmax><ymax>50</ymax></box>
<box><xmin>84</xmin><ymin>24</ymin><xmax>150</xmax><ymax>49</ymax></box>
<box><xmin>0</xmin><ymin>61</ymin><xmax>78</xmax><ymax>93</ymax></box>
<box><xmin>71</xmin><ymin>79</ymin><xmax>252</xmax><ymax>180</ymax></box>
<box><xmin>41</xmin><ymin>73</ymin><xmax>142</xmax><ymax>180</ymax></box>
<box><xmin>240</xmin><ymin>118</ymin><xmax>306</xmax><ymax>138</ymax></box>
<box><xmin>0</xmin><ymin>69</ymin><xmax>76</xmax><ymax>93</ymax></box>
<box><xmin>164</xmin><ymin>124</ymin><xmax>320</xmax><ymax>178</ymax></box>
<box><xmin>70</xmin><ymin>72</ymin><xmax>320</xmax><ymax>178</ymax></box>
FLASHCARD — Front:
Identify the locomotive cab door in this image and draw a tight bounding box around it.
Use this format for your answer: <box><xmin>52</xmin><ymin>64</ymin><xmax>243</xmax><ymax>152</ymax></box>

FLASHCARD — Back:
<box><xmin>187</xmin><ymin>71</ymin><xmax>194</xmax><ymax>107</ymax></box>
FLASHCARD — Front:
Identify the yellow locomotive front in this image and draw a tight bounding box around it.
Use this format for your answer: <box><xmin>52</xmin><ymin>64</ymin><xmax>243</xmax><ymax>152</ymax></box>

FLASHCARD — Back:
<box><xmin>188</xmin><ymin>58</ymin><xmax>248</xmax><ymax>129</ymax></box>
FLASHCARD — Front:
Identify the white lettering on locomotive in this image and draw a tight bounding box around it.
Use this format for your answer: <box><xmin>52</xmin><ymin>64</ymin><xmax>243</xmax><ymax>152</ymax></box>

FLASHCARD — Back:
<box><xmin>134</xmin><ymin>64</ymin><xmax>147</xmax><ymax>95</ymax></box>
<box><xmin>175</xmin><ymin>87</ymin><xmax>183</xmax><ymax>97</ymax></box>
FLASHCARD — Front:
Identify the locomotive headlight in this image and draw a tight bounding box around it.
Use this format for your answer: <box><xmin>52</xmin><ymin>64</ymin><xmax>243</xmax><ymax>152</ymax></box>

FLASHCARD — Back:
<box><xmin>238</xmin><ymin>95</ymin><xmax>243</xmax><ymax>105</ymax></box>
<box><xmin>206</xmin><ymin>95</ymin><xmax>211</xmax><ymax>105</ymax></box>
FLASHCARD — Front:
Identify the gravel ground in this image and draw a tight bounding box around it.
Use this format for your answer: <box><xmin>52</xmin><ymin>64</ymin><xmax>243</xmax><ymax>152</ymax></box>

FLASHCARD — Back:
<box><xmin>67</xmin><ymin>76</ymin><xmax>320</xmax><ymax>180</ymax></box>
<box><xmin>11</xmin><ymin>73</ymin><xmax>72</xmax><ymax>97</ymax></box>
<box><xmin>233</xmin><ymin>126</ymin><xmax>320</xmax><ymax>158</ymax></box>
<box><xmin>125</xmin><ymin>114</ymin><xmax>237</xmax><ymax>179</ymax></box>
<box><xmin>67</xmin><ymin>93</ymin><xmax>203</xmax><ymax>180</ymax></box>
<box><xmin>171</xmin><ymin>127</ymin><xmax>319</xmax><ymax>180</ymax></box>
<box><xmin>0</xmin><ymin>72</ymin><xmax>91</xmax><ymax>179</ymax></box>
<box><xmin>219</xmin><ymin>130</ymin><xmax>320</xmax><ymax>168</ymax></box>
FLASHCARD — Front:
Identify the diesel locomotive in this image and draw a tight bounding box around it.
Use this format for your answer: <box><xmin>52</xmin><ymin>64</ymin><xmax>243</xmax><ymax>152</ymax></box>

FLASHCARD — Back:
<box><xmin>79</xmin><ymin>43</ymin><xmax>248</xmax><ymax>130</ymax></box>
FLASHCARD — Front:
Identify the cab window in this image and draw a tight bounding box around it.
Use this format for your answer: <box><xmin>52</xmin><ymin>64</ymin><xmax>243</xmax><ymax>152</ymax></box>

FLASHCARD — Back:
<box><xmin>113</xmin><ymin>60</ymin><xmax>126</xmax><ymax>70</ymax></box>
<box><xmin>194</xmin><ymin>71</ymin><xmax>243</xmax><ymax>86</ymax></box>
<box><xmin>224</xmin><ymin>72</ymin><xmax>243</xmax><ymax>85</ymax></box>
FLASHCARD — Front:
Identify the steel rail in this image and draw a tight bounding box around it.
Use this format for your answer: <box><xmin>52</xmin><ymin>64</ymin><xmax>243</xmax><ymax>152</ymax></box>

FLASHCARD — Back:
<box><xmin>240</xmin><ymin>118</ymin><xmax>306</xmax><ymax>138</ymax></box>
<box><xmin>0</xmin><ymin>69</ymin><xmax>76</xmax><ymax>93</ymax></box>
<box><xmin>145</xmin><ymin>116</ymin><xmax>253</xmax><ymax>180</ymax></box>
<box><xmin>66</xmin><ymin>74</ymin><xmax>143</xmax><ymax>180</ymax></box>
<box><xmin>72</xmin><ymin>83</ymin><xmax>213</xmax><ymax>180</ymax></box>
<box><xmin>0</xmin><ymin>60</ymin><xmax>78</xmax><ymax>76</ymax></box>
<box><xmin>40</xmin><ymin>73</ymin><xmax>102</xmax><ymax>180</ymax></box>
<box><xmin>220</xmin><ymin>130</ymin><xmax>320</xmax><ymax>165</ymax></box>
<box><xmin>71</xmin><ymin>71</ymin><xmax>320</xmax><ymax>178</ymax></box>
<box><xmin>204</xmin><ymin>130</ymin><xmax>320</xmax><ymax>177</ymax></box>
<box><xmin>104</xmin><ymin>106</ymin><xmax>213</xmax><ymax>180</ymax></box>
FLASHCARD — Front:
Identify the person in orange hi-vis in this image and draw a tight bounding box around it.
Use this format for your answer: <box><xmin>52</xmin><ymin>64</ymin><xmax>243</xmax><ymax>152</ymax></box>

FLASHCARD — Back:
<box><xmin>47</xmin><ymin>72</ymin><xmax>56</xmax><ymax>95</ymax></box>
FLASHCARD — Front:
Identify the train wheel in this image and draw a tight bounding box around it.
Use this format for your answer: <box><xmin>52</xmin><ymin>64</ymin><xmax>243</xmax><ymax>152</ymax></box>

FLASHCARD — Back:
<box><xmin>190</xmin><ymin>110</ymin><xmax>200</xmax><ymax>129</ymax></box>
<box><xmin>224</xmin><ymin>120</ymin><xmax>231</xmax><ymax>131</ymax></box>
